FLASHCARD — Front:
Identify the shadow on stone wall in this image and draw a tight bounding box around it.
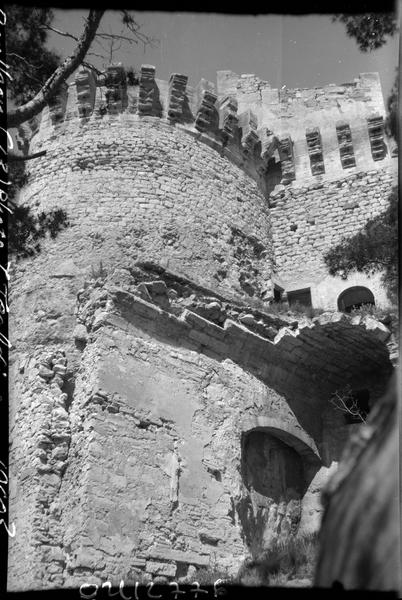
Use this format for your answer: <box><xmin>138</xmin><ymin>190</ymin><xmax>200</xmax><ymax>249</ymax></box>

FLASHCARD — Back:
<box><xmin>237</xmin><ymin>428</ymin><xmax>321</xmax><ymax>557</ymax></box>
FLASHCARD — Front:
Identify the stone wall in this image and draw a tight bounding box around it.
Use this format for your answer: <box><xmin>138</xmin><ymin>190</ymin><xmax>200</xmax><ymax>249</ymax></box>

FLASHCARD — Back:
<box><xmin>14</xmin><ymin>63</ymin><xmax>396</xmax><ymax>311</ymax></box>
<box><xmin>20</xmin><ymin>116</ymin><xmax>273</xmax><ymax>307</ymax></box>
<box><xmin>8</xmin><ymin>63</ymin><xmax>397</xmax><ymax>591</ymax></box>
<box><xmin>217</xmin><ymin>70</ymin><xmax>392</xmax><ymax>185</ymax></box>
<box><xmin>269</xmin><ymin>163</ymin><xmax>396</xmax><ymax>305</ymax></box>
<box><xmin>8</xmin><ymin>264</ymin><xmax>393</xmax><ymax>590</ymax></box>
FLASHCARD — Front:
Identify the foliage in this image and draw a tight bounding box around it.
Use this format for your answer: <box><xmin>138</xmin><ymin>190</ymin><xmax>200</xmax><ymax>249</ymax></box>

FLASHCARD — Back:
<box><xmin>245</xmin><ymin>295</ymin><xmax>324</xmax><ymax>319</ymax></box>
<box><xmin>90</xmin><ymin>259</ymin><xmax>107</xmax><ymax>280</ymax></box>
<box><xmin>323</xmin><ymin>189</ymin><xmax>398</xmax><ymax>302</ymax></box>
<box><xmin>237</xmin><ymin>533</ymin><xmax>318</xmax><ymax>586</ymax></box>
<box><xmin>349</xmin><ymin>302</ymin><xmax>395</xmax><ymax>321</ymax></box>
<box><xmin>5</xmin><ymin>5</ymin><xmax>61</xmax><ymax>105</ymax></box>
<box><xmin>286</xmin><ymin>302</ymin><xmax>324</xmax><ymax>319</ymax></box>
<box><xmin>8</xmin><ymin>161</ymin><xmax>69</xmax><ymax>259</ymax></box>
<box><xmin>265</xmin><ymin>300</ymin><xmax>323</xmax><ymax>319</ymax></box>
<box><xmin>332</xmin><ymin>13</ymin><xmax>398</xmax><ymax>52</ymax></box>
<box><xmin>9</xmin><ymin>203</ymin><xmax>70</xmax><ymax>260</ymax></box>
<box><xmin>385</xmin><ymin>72</ymin><xmax>398</xmax><ymax>142</ymax></box>
<box><xmin>333</xmin><ymin>12</ymin><xmax>398</xmax><ymax>145</ymax></box>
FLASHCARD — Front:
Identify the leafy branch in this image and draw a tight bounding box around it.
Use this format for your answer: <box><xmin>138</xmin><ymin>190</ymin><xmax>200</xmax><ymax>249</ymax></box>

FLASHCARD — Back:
<box><xmin>7</xmin><ymin>161</ymin><xmax>70</xmax><ymax>259</ymax></box>
<box><xmin>323</xmin><ymin>189</ymin><xmax>398</xmax><ymax>302</ymax></box>
<box><xmin>332</xmin><ymin>13</ymin><xmax>398</xmax><ymax>52</ymax></box>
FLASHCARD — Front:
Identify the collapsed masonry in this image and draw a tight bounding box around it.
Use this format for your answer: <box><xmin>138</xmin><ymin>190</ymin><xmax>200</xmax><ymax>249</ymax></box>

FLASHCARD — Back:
<box><xmin>8</xmin><ymin>64</ymin><xmax>397</xmax><ymax>589</ymax></box>
<box><xmin>9</xmin><ymin>262</ymin><xmax>395</xmax><ymax>589</ymax></box>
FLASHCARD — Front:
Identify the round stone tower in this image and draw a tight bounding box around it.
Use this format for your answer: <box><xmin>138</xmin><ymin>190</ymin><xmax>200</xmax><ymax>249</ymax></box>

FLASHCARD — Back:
<box><xmin>14</xmin><ymin>64</ymin><xmax>276</xmax><ymax>313</ymax></box>
<box><xmin>8</xmin><ymin>64</ymin><xmax>394</xmax><ymax>591</ymax></box>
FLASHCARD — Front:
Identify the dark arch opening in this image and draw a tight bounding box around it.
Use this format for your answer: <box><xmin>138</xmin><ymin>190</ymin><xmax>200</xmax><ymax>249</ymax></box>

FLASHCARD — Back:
<box><xmin>243</xmin><ymin>431</ymin><xmax>304</xmax><ymax>501</ymax></box>
<box><xmin>337</xmin><ymin>286</ymin><xmax>375</xmax><ymax>313</ymax></box>
<box><xmin>237</xmin><ymin>428</ymin><xmax>320</xmax><ymax>555</ymax></box>
<box><xmin>241</xmin><ymin>429</ymin><xmax>317</xmax><ymax>502</ymax></box>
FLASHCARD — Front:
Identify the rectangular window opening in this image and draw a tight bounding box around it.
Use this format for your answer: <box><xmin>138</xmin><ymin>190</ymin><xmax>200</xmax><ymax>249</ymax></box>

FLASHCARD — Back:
<box><xmin>287</xmin><ymin>288</ymin><xmax>312</xmax><ymax>308</ymax></box>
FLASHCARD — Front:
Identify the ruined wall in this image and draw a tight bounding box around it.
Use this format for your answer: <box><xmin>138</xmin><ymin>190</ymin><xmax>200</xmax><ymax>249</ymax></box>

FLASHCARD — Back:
<box><xmin>8</xmin><ymin>64</ymin><xmax>396</xmax><ymax>591</ymax></box>
<box><xmin>8</xmin><ymin>265</ymin><xmax>393</xmax><ymax>590</ymax></box>
<box><xmin>8</xmin><ymin>67</ymin><xmax>275</xmax><ymax>590</ymax></box>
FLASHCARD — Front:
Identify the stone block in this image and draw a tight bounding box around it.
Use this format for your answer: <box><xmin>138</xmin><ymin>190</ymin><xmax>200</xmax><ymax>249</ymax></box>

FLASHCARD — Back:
<box><xmin>38</xmin><ymin>365</ymin><xmax>54</xmax><ymax>380</ymax></box>
<box><xmin>73</xmin><ymin>324</ymin><xmax>88</xmax><ymax>342</ymax></box>
<box><xmin>199</xmin><ymin>531</ymin><xmax>220</xmax><ymax>545</ymax></box>
<box><xmin>238</xmin><ymin>109</ymin><xmax>259</xmax><ymax>157</ymax></box>
<box><xmin>361</xmin><ymin>316</ymin><xmax>391</xmax><ymax>342</ymax></box>
<box><xmin>48</xmin><ymin>547</ymin><xmax>65</xmax><ymax>562</ymax></box>
<box><xmin>239</xmin><ymin>313</ymin><xmax>258</xmax><ymax>326</ymax></box>
<box><xmin>145</xmin><ymin>280</ymin><xmax>168</xmax><ymax>295</ymax></box>
<box><xmin>367</xmin><ymin>114</ymin><xmax>387</xmax><ymax>161</ymax></box>
<box><xmin>219</xmin><ymin>96</ymin><xmax>239</xmax><ymax>146</ymax></box>
<box><xmin>278</xmin><ymin>136</ymin><xmax>296</xmax><ymax>183</ymax></box>
<box><xmin>50</xmin><ymin>259</ymin><xmax>80</xmax><ymax>278</ymax></box>
<box><xmin>75</xmin><ymin>67</ymin><xmax>97</xmax><ymax>118</ymax></box>
<box><xmin>259</xmin><ymin>127</ymin><xmax>279</xmax><ymax>163</ymax></box>
<box><xmin>72</xmin><ymin>548</ymin><xmax>105</xmax><ymax>570</ymax></box>
<box><xmin>168</xmin><ymin>73</ymin><xmax>189</xmax><ymax>122</ymax></box>
<box><xmin>336</xmin><ymin>121</ymin><xmax>356</xmax><ymax>169</ymax></box>
<box><xmin>147</xmin><ymin>546</ymin><xmax>210</xmax><ymax>567</ymax></box>
<box><xmin>104</xmin><ymin>63</ymin><xmax>128</xmax><ymax>114</ymax></box>
<box><xmin>138</xmin><ymin>65</ymin><xmax>162</xmax><ymax>117</ymax></box>
<box><xmin>195</xmin><ymin>88</ymin><xmax>219</xmax><ymax>134</ymax></box>
<box><xmin>306</xmin><ymin>127</ymin><xmax>325</xmax><ymax>176</ymax></box>
<box><xmin>145</xmin><ymin>561</ymin><xmax>177</xmax><ymax>577</ymax></box>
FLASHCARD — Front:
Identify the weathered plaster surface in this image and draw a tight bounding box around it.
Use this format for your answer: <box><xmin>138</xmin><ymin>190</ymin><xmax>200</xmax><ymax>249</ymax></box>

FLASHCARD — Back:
<box><xmin>8</xmin><ymin>64</ymin><xmax>396</xmax><ymax>590</ymax></box>
<box><xmin>8</xmin><ymin>270</ymin><xmax>393</xmax><ymax>589</ymax></box>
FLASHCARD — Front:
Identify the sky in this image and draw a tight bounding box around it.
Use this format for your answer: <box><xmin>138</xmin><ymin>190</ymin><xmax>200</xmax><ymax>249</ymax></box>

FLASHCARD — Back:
<box><xmin>48</xmin><ymin>10</ymin><xmax>399</xmax><ymax>106</ymax></box>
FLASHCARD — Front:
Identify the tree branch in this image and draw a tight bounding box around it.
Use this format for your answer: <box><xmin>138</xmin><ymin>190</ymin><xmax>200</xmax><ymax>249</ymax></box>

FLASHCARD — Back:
<box><xmin>87</xmin><ymin>51</ymin><xmax>106</xmax><ymax>61</ymax></box>
<box><xmin>95</xmin><ymin>32</ymin><xmax>139</xmax><ymax>44</ymax></box>
<box><xmin>8</xmin><ymin>53</ymin><xmax>39</xmax><ymax>70</ymax></box>
<box><xmin>330</xmin><ymin>386</ymin><xmax>366</xmax><ymax>423</ymax></box>
<box><xmin>8</xmin><ymin>150</ymin><xmax>47</xmax><ymax>162</ymax></box>
<box><xmin>82</xmin><ymin>61</ymin><xmax>102</xmax><ymax>76</ymax></box>
<box><xmin>41</xmin><ymin>24</ymin><xmax>79</xmax><ymax>42</ymax></box>
<box><xmin>7</xmin><ymin>9</ymin><xmax>105</xmax><ymax>128</ymax></box>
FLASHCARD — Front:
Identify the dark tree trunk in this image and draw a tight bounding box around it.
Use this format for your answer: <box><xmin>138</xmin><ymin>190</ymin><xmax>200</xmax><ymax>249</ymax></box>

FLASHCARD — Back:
<box><xmin>315</xmin><ymin>373</ymin><xmax>400</xmax><ymax>591</ymax></box>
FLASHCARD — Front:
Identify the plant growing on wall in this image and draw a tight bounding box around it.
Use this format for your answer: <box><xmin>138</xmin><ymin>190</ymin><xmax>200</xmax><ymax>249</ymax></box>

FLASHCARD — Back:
<box><xmin>323</xmin><ymin>189</ymin><xmax>398</xmax><ymax>303</ymax></box>
<box><xmin>329</xmin><ymin>385</ymin><xmax>368</xmax><ymax>424</ymax></box>
<box><xmin>329</xmin><ymin>10</ymin><xmax>399</xmax><ymax>304</ymax></box>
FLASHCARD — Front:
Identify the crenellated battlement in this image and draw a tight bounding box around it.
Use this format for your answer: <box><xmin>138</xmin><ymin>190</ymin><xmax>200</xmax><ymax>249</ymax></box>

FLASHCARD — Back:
<box><xmin>17</xmin><ymin>64</ymin><xmax>392</xmax><ymax>194</ymax></box>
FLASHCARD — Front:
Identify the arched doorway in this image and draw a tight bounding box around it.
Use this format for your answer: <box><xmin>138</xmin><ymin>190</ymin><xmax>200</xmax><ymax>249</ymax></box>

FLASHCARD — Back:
<box><xmin>243</xmin><ymin>430</ymin><xmax>305</xmax><ymax>502</ymax></box>
<box><xmin>337</xmin><ymin>286</ymin><xmax>375</xmax><ymax>313</ymax></box>
<box><xmin>238</xmin><ymin>422</ymin><xmax>321</xmax><ymax>555</ymax></box>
